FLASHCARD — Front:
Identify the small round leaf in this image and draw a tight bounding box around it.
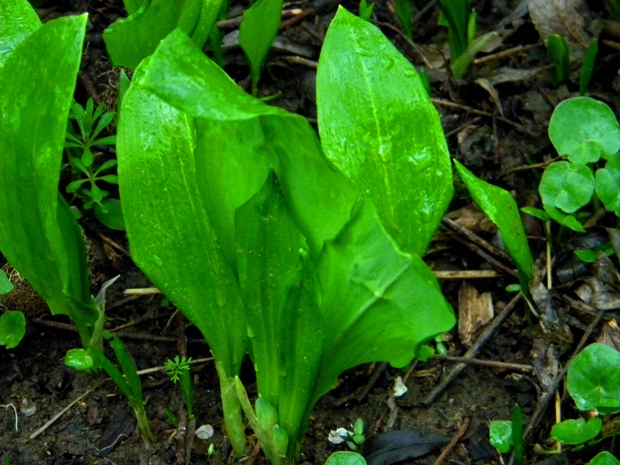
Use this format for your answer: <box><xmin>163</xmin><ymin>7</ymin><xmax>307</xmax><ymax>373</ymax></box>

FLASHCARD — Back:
<box><xmin>0</xmin><ymin>270</ymin><xmax>14</xmax><ymax>295</ymax></box>
<box><xmin>596</xmin><ymin>154</ymin><xmax>620</xmax><ymax>215</ymax></box>
<box><xmin>549</xmin><ymin>97</ymin><xmax>620</xmax><ymax>163</ymax></box>
<box><xmin>489</xmin><ymin>420</ymin><xmax>513</xmax><ymax>453</ymax></box>
<box><xmin>64</xmin><ymin>348</ymin><xmax>94</xmax><ymax>371</ymax></box>
<box><xmin>0</xmin><ymin>311</ymin><xmax>26</xmax><ymax>349</ymax></box>
<box><xmin>550</xmin><ymin>418</ymin><xmax>602</xmax><ymax>445</ymax></box>
<box><xmin>567</xmin><ymin>343</ymin><xmax>620</xmax><ymax>413</ymax></box>
<box><xmin>324</xmin><ymin>452</ymin><xmax>367</xmax><ymax>465</ymax></box>
<box><xmin>540</xmin><ymin>161</ymin><xmax>594</xmax><ymax>213</ymax></box>
<box><xmin>588</xmin><ymin>452</ymin><xmax>620</xmax><ymax>465</ymax></box>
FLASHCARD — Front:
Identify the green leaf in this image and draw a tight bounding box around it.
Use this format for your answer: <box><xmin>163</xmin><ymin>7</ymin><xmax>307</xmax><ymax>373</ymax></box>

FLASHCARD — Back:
<box><xmin>454</xmin><ymin>160</ymin><xmax>534</xmax><ymax>288</ymax></box>
<box><xmin>567</xmin><ymin>343</ymin><xmax>620</xmax><ymax>414</ymax></box>
<box><xmin>437</xmin><ymin>0</ymin><xmax>471</xmax><ymax>60</ymax></box>
<box><xmin>324</xmin><ymin>452</ymin><xmax>367</xmax><ymax>465</ymax></box>
<box><xmin>358</xmin><ymin>0</ymin><xmax>375</xmax><ymax>22</ymax></box>
<box><xmin>317</xmin><ymin>7</ymin><xmax>453</xmax><ymax>256</ymax></box>
<box><xmin>511</xmin><ymin>404</ymin><xmax>524</xmax><ymax>465</ymax></box>
<box><xmin>64</xmin><ymin>347</ymin><xmax>94</xmax><ymax>371</ymax></box>
<box><xmin>103</xmin><ymin>0</ymin><xmax>222</xmax><ymax>70</ymax></box>
<box><xmin>588</xmin><ymin>452</ymin><xmax>620</xmax><ymax>465</ymax></box>
<box><xmin>0</xmin><ymin>15</ymin><xmax>97</xmax><ymax>347</ymax></box>
<box><xmin>596</xmin><ymin>154</ymin><xmax>620</xmax><ymax>215</ymax></box>
<box><xmin>394</xmin><ymin>0</ymin><xmax>413</xmax><ymax>39</ymax></box>
<box><xmin>0</xmin><ymin>270</ymin><xmax>14</xmax><ymax>295</ymax></box>
<box><xmin>0</xmin><ymin>0</ymin><xmax>41</xmax><ymax>67</ymax></box>
<box><xmin>489</xmin><ymin>420</ymin><xmax>512</xmax><ymax>453</ymax></box>
<box><xmin>540</xmin><ymin>161</ymin><xmax>595</xmax><ymax>213</ymax></box>
<box><xmin>94</xmin><ymin>198</ymin><xmax>126</xmax><ymax>231</ymax></box>
<box><xmin>580</xmin><ymin>39</ymin><xmax>598</xmax><ymax>96</ymax></box>
<box><xmin>521</xmin><ymin>206</ymin><xmax>550</xmax><ymax>221</ymax></box>
<box><xmin>314</xmin><ymin>202</ymin><xmax>455</xmax><ymax>401</ymax></box>
<box><xmin>551</xmin><ymin>418</ymin><xmax>602</xmax><ymax>445</ymax></box>
<box><xmin>543</xmin><ymin>205</ymin><xmax>585</xmax><ymax>232</ymax></box>
<box><xmin>549</xmin><ymin>97</ymin><xmax>620</xmax><ymax>164</ymax></box>
<box><xmin>547</xmin><ymin>34</ymin><xmax>570</xmax><ymax>87</ymax></box>
<box><xmin>239</xmin><ymin>0</ymin><xmax>283</xmax><ymax>93</ymax></box>
<box><xmin>0</xmin><ymin>311</ymin><xmax>26</xmax><ymax>349</ymax></box>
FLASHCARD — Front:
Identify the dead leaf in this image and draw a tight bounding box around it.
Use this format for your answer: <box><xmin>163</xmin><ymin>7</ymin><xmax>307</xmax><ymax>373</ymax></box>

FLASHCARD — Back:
<box><xmin>531</xmin><ymin>338</ymin><xmax>560</xmax><ymax>390</ymax></box>
<box><xmin>485</xmin><ymin>67</ymin><xmax>544</xmax><ymax>86</ymax></box>
<box><xmin>597</xmin><ymin>319</ymin><xmax>620</xmax><ymax>352</ymax></box>
<box><xmin>458</xmin><ymin>282</ymin><xmax>494</xmax><ymax>347</ymax></box>
<box><xmin>575</xmin><ymin>278</ymin><xmax>620</xmax><ymax>310</ymax></box>
<box><xmin>527</xmin><ymin>0</ymin><xmax>592</xmax><ymax>61</ymax></box>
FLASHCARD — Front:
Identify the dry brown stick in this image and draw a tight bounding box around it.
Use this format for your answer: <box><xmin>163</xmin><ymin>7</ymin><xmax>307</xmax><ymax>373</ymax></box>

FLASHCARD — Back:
<box><xmin>443</xmin><ymin>228</ymin><xmax>518</xmax><ymax>278</ymax></box>
<box><xmin>507</xmin><ymin>308</ymin><xmax>606</xmax><ymax>465</ymax></box>
<box><xmin>433</xmin><ymin>355</ymin><xmax>533</xmax><ymax>372</ymax></box>
<box><xmin>431</xmin><ymin>98</ymin><xmax>537</xmax><ymax>136</ymax></box>
<box><xmin>99</xmin><ymin>234</ymin><xmax>130</xmax><ymax>257</ymax></box>
<box><xmin>434</xmin><ymin>270</ymin><xmax>500</xmax><ymax>279</ymax></box>
<box><xmin>501</xmin><ymin>156</ymin><xmax>563</xmax><ymax>176</ymax></box>
<box><xmin>423</xmin><ymin>292</ymin><xmax>523</xmax><ymax>405</ymax></box>
<box><xmin>432</xmin><ymin>417</ymin><xmax>471</xmax><ymax>465</ymax></box>
<box><xmin>442</xmin><ymin>217</ymin><xmax>512</xmax><ymax>262</ymax></box>
<box><xmin>473</xmin><ymin>42</ymin><xmax>542</xmax><ymax>65</ymax></box>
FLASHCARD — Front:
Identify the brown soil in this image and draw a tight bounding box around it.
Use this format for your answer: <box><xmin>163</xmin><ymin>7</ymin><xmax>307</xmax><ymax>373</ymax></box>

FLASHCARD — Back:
<box><xmin>2</xmin><ymin>1</ymin><xmax>620</xmax><ymax>464</ymax></box>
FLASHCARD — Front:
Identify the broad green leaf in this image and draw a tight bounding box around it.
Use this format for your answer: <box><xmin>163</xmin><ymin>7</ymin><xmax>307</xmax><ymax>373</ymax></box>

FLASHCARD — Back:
<box><xmin>550</xmin><ymin>418</ymin><xmax>602</xmax><ymax>445</ymax></box>
<box><xmin>239</xmin><ymin>0</ymin><xmax>283</xmax><ymax>93</ymax></box>
<box><xmin>103</xmin><ymin>0</ymin><xmax>222</xmax><ymax>70</ymax></box>
<box><xmin>314</xmin><ymin>202</ymin><xmax>455</xmax><ymax>401</ymax></box>
<box><xmin>0</xmin><ymin>15</ymin><xmax>97</xmax><ymax>347</ymax></box>
<box><xmin>324</xmin><ymin>452</ymin><xmax>367</xmax><ymax>465</ymax></box>
<box><xmin>549</xmin><ymin>97</ymin><xmax>620</xmax><ymax>163</ymax></box>
<box><xmin>567</xmin><ymin>343</ymin><xmax>620</xmax><ymax>414</ymax></box>
<box><xmin>117</xmin><ymin>61</ymin><xmax>246</xmax><ymax>376</ymax></box>
<box><xmin>317</xmin><ymin>7</ymin><xmax>453</xmax><ymax>256</ymax></box>
<box><xmin>0</xmin><ymin>311</ymin><xmax>26</xmax><ymax>349</ymax></box>
<box><xmin>0</xmin><ymin>270</ymin><xmax>13</xmax><ymax>295</ymax></box>
<box><xmin>454</xmin><ymin>160</ymin><xmax>534</xmax><ymax>288</ymax></box>
<box><xmin>540</xmin><ymin>161</ymin><xmax>595</xmax><ymax>213</ymax></box>
<box><xmin>489</xmin><ymin>420</ymin><xmax>513</xmax><ymax>453</ymax></box>
<box><xmin>0</xmin><ymin>0</ymin><xmax>41</xmax><ymax>67</ymax></box>
<box><xmin>596</xmin><ymin>154</ymin><xmax>620</xmax><ymax>215</ymax></box>
<box><xmin>588</xmin><ymin>452</ymin><xmax>620</xmax><ymax>465</ymax></box>
<box><xmin>138</xmin><ymin>29</ymin><xmax>358</xmax><ymax>261</ymax></box>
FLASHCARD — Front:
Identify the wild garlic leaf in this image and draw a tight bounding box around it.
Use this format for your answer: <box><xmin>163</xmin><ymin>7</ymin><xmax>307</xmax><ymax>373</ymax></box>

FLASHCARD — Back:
<box><xmin>0</xmin><ymin>0</ymin><xmax>41</xmax><ymax>67</ymax></box>
<box><xmin>317</xmin><ymin>7</ymin><xmax>453</xmax><ymax>256</ymax></box>
<box><xmin>0</xmin><ymin>15</ymin><xmax>97</xmax><ymax>340</ymax></box>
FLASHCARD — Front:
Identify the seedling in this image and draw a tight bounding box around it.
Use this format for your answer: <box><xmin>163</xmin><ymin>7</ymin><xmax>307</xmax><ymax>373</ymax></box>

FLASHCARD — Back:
<box><xmin>436</xmin><ymin>0</ymin><xmax>497</xmax><ymax>78</ymax></box>
<box><xmin>239</xmin><ymin>0</ymin><xmax>283</xmax><ymax>95</ymax></box>
<box><xmin>117</xmin><ymin>9</ymin><xmax>455</xmax><ymax>462</ymax></box>
<box><xmin>547</xmin><ymin>34</ymin><xmax>570</xmax><ymax>87</ymax></box>
<box><xmin>164</xmin><ymin>355</ymin><xmax>195</xmax><ymax>418</ymax></box>
<box><xmin>523</xmin><ymin>97</ymin><xmax>620</xmax><ymax>240</ymax></box>
<box><xmin>489</xmin><ymin>404</ymin><xmax>524</xmax><ymax>464</ymax></box>
<box><xmin>358</xmin><ymin>0</ymin><xmax>375</xmax><ymax>22</ymax></box>
<box><xmin>64</xmin><ymin>98</ymin><xmax>124</xmax><ymax>230</ymax></box>
<box><xmin>394</xmin><ymin>0</ymin><xmax>413</xmax><ymax>39</ymax></box>
<box><xmin>346</xmin><ymin>419</ymin><xmax>366</xmax><ymax>452</ymax></box>
<box><xmin>90</xmin><ymin>332</ymin><xmax>154</xmax><ymax>443</ymax></box>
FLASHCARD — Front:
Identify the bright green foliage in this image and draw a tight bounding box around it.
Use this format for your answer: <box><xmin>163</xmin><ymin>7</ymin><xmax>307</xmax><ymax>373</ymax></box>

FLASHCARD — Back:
<box><xmin>596</xmin><ymin>154</ymin><xmax>620</xmax><ymax>215</ymax></box>
<box><xmin>588</xmin><ymin>452</ymin><xmax>620</xmax><ymax>465</ymax></box>
<box><xmin>103</xmin><ymin>0</ymin><xmax>222</xmax><ymax>70</ymax></box>
<box><xmin>0</xmin><ymin>14</ymin><xmax>101</xmax><ymax>350</ymax></box>
<box><xmin>540</xmin><ymin>161</ymin><xmax>595</xmax><ymax>213</ymax></box>
<box><xmin>394</xmin><ymin>0</ymin><xmax>413</xmax><ymax>39</ymax></box>
<box><xmin>437</xmin><ymin>0</ymin><xmax>472</xmax><ymax>60</ymax></box>
<box><xmin>547</xmin><ymin>34</ymin><xmax>570</xmax><ymax>87</ymax></box>
<box><xmin>358</xmin><ymin>0</ymin><xmax>374</xmax><ymax>21</ymax></box>
<box><xmin>567</xmin><ymin>343</ymin><xmax>620</xmax><ymax>414</ymax></box>
<box><xmin>317</xmin><ymin>7</ymin><xmax>453</xmax><ymax>256</ymax></box>
<box><xmin>239</xmin><ymin>0</ymin><xmax>283</xmax><ymax>94</ymax></box>
<box><xmin>512</xmin><ymin>404</ymin><xmax>524</xmax><ymax>465</ymax></box>
<box><xmin>549</xmin><ymin>97</ymin><xmax>620</xmax><ymax>164</ymax></box>
<box><xmin>118</xmin><ymin>28</ymin><xmax>454</xmax><ymax>462</ymax></box>
<box><xmin>551</xmin><ymin>418</ymin><xmax>602</xmax><ymax>445</ymax></box>
<box><xmin>324</xmin><ymin>452</ymin><xmax>367</xmax><ymax>465</ymax></box>
<box><xmin>454</xmin><ymin>160</ymin><xmax>534</xmax><ymax>290</ymax></box>
<box><xmin>122</xmin><ymin>0</ymin><xmax>146</xmax><ymax>15</ymax></box>
<box><xmin>489</xmin><ymin>420</ymin><xmax>513</xmax><ymax>453</ymax></box>
<box><xmin>0</xmin><ymin>311</ymin><xmax>26</xmax><ymax>349</ymax></box>
<box><xmin>0</xmin><ymin>0</ymin><xmax>41</xmax><ymax>67</ymax></box>
<box><xmin>580</xmin><ymin>40</ymin><xmax>599</xmax><ymax>96</ymax></box>
<box><xmin>91</xmin><ymin>333</ymin><xmax>154</xmax><ymax>443</ymax></box>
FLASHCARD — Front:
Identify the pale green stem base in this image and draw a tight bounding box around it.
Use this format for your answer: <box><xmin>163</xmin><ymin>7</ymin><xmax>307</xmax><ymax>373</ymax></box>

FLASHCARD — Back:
<box><xmin>215</xmin><ymin>361</ymin><xmax>248</xmax><ymax>457</ymax></box>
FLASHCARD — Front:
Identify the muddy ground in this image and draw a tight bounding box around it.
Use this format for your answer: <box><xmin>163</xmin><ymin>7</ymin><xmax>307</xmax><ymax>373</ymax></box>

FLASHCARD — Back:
<box><xmin>2</xmin><ymin>0</ymin><xmax>620</xmax><ymax>464</ymax></box>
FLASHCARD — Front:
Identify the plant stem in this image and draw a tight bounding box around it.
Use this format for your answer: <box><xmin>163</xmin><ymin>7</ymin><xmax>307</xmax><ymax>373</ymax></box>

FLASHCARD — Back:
<box><xmin>215</xmin><ymin>361</ymin><xmax>248</xmax><ymax>457</ymax></box>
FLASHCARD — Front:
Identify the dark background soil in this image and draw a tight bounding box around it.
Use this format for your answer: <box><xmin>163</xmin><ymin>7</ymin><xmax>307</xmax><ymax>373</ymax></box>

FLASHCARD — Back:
<box><xmin>2</xmin><ymin>0</ymin><xmax>620</xmax><ymax>464</ymax></box>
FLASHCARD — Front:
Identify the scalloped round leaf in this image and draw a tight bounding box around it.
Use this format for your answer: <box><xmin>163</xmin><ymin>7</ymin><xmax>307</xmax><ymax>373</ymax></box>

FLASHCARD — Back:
<box><xmin>324</xmin><ymin>452</ymin><xmax>367</xmax><ymax>465</ymax></box>
<box><xmin>550</xmin><ymin>417</ymin><xmax>602</xmax><ymax>445</ymax></box>
<box><xmin>0</xmin><ymin>310</ymin><xmax>26</xmax><ymax>349</ymax></box>
<box><xmin>540</xmin><ymin>161</ymin><xmax>594</xmax><ymax>213</ymax></box>
<box><xmin>567</xmin><ymin>343</ymin><xmax>620</xmax><ymax>413</ymax></box>
<box><xmin>64</xmin><ymin>347</ymin><xmax>94</xmax><ymax>371</ymax></box>
<box><xmin>596</xmin><ymin>154</ymin><xmax>620</xmax><ymax>215</ymax></box>
<box><xmin>549</xmin><ymin>97</ymin><xmax>620</xmax><ymax>163</ymax></box>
